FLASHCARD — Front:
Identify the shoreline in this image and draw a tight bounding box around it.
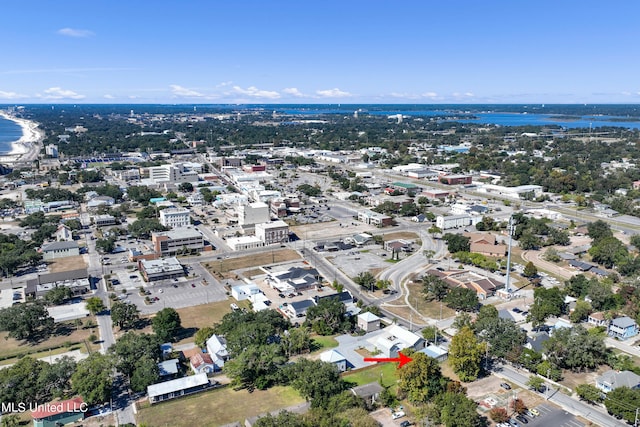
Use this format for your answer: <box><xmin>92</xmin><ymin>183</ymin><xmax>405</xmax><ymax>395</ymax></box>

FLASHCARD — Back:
<box><xmin>0</xmin><ymin>110</ymin><xmax>44</xmax><ymax>164</ymax></box>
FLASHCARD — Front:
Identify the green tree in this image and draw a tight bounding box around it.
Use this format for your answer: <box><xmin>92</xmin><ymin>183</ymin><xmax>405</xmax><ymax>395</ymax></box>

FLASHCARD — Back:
<box><xmin>0</xmin><ymin>414</ymin><xmax>20</xmax><ymax>427</ymax></box>
<box><xmin>588</xmin><ymin>236</ymin><xmax>628</xmax><ymax>269</ymax></box>
<box><xmin>130</xmin><ymin>355</ymin><xmax>160</xmax><ymax>392</ymax></box>
<box><xmin>587</xmin><ymin>220</ymin><xmax>613</xmax><ymax>242</ymax></box>
<box><xmin>353</xmin><ymin>271</ymin><xmax>376</xmax><ymax>291</ymax></box>
<box><xmin>224</xmin><ymin>343</ymin><xmax>286</xmax><ymax>390</ymax></box>
<box><xmin>570</xmin><ymin>300</ymin><xmax>592</xmax><ymax>323</ymax></box>
<box><xmin>282</xmin><ymin>327</ymin><xmax>312</xmax><ymax>357</ymax></box>
<box><xmin>127</xmin><ymin>218</ymin><xmax>168</xmax><ymax>239</ymax></box>
<box><xmin>85</xmin><ymin>297</ymin><xmax>106</xmax><ymax>315</ymax></box>
<box><xmin>422</xmin><ymin>274</ymin><xmax>449</xmax><ymax>302</ymax></box>
<box><xmin>0</xmin><ymin>301</ymin><xmax>54</xmax><ymax>341</ymax></box>
<box><xmin>109</xmin><ymin>332</ymin><xmax>161</xmax><ymax>378</ymax></box>
<box><xmin>283</xmin><ymin>359</ymin><xmax>346</xmax><ymax>408</ymax></box>
<box><xmin>178</xmin><ymin>182</ymin><xmax>194</xmax><ymax>192</ymax></box>
<box><xmin>71</xmin><ymin>353</ymin><xmax>113</xmax><ymax>405</ymax></box>
<box><xmin>194</xmin><ymin>326</ymin><xmax>214</xmax><ymax>349</ymax></box>
<box><xmin>605</xmin><ymin>387</ymin><xmax>640</xmax><ymax>423</ymax></box>
<box><xmin>254</xmin><ymin>411</ymin><xmax>308</xmax><ymax>427</ymax></box>
<box><xmin>305</xmin><ymin>297</ymin><xmax>349</xmax><ymax>335</ymax></box>
<box><xmin>444</xmin><ymin>287</ymin><xmax>478</xmax><ymax>312</ymax></box>
<box><xmin>476</xmin><ymin>317</ymin><xmax>526</xmax><ymax>360</ymax></box>
<box><xmin>449</xmin><ymin>326</ymin><xmax>486</xmax><ymax>381</ymax></box>
<box><xmin>427</xmin><ymin>391</ymin><xmax>482</xmax><ymax>427</ymax></box>
<box><xmin>95</xmin><ymin>238</ymin><xmax>116</xmax><ymax>254</ymax></box>
<box><xmin>442</xmin><ymin>233</ymin><xmax>470</xmax><ymax>253</ymax></box>
<box><xmin>528</xmin><ymin>287</ymin><xmax>565</xmax><ymax>326</ymax></box>
<box><xmin>522</xmin><ymin>261</ymin><xmax>538</xmax><ymax>278</ymax></box>
<box><xmin>398</xmin><ymin>352</ymin><xmax>448</xmax><ymax>403</ymax></box>
<box><xmin>542</xmin><ymin>325</ymin><xmax>608</xmax><ymax>372</ymax></box>
<box><xmin>110</xmin><ymin>301</ymin><xmax>140</xmax><ymax>329</ymax></box>
<box><xmin>527</xmin><ymin>375</ymin><xmax>545</xmax><ymax>392</ymax></box>
<box><xmin>152</xmin><ymin>307</ymin><xmax>182</xmax><ymax>342</ymax></box>
<box><xmin>44</xmin><ymin>286</ymin><xmax>73</xmax><ymax>305</ymax></box>
<box><xmin>576</xmin><ymin>383</ymin><xmax>603</xmax><ymax>404</ymax></box>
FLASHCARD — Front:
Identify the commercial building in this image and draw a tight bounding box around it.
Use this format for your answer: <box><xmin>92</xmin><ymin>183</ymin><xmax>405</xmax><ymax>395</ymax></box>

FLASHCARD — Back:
<box><xmin>138</xmin><ymin>257</ymin><xmax>185</xmax><ymax>282</ymax></box>
<box><xmin>41</xmin><ymin>241</ymin><xmax>80</xmax><ymax>260</ymax></box>
<box><xmin>357</xmin><ymin>210</ymin><xmax>393</xmax><ymax>227</ymax></box>
<box><xmin>238</xmin><ymin>202</ymin><xmax>270</xmax><ymax>226</ymax></box>
<box><xmin>255</xmin><ymin>220</ymin><xmax>289</xmax><ymax>245</ymax></box>
<box><xmin>25</xmin><ymin>268</ymin><xmax>90</xmax><ymax>299</ymax></box>
<box><xmin>152</xmin><ymin>228</ymin><xmax>205</xmax><ymax>257</ymax></box>
<box><xmin>159</xmin><ymin>207</ymin><xmax>191</xmax><ymax>229</ymax></box>
<box><xmin>436</xmin><ymin>214</ymin><xmax>482</xmax><ymax>230</ymax></box>
<box><xmin>94</xmin><ymin>214</ymin><xmax>117</xmax><ymax>227</ymax></box>
<box><xmin>438</xmin><ymin>174</ymin><xmax>473</xmax><ymax>185</ymax></box>
<box><xmin>148</xmin><ymin>163</ymin><xmax>199</xmax><ymax>186</ymax></box>
<box><xmin>478</xmin><ymin>184</ymin><xmax>543</xmax><ymax>200</ymax></box>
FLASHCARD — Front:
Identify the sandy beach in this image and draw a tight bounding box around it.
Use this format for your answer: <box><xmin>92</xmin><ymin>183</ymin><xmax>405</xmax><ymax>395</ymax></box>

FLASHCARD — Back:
<box><xmin>0</xmin><ymin>110</ymin><xmax>44</xmax><ymax>164</ymax></box>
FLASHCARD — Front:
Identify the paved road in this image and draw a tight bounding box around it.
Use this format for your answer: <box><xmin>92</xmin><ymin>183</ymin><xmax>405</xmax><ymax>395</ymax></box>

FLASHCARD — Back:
<box><xmin>494</xmin><ymin>364</ymin><xmax>627</xmax><ymax>427</ymax></box>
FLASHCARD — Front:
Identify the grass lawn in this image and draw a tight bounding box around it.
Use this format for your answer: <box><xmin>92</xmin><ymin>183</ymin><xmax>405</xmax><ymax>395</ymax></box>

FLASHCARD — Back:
<box><xmin>310</xmin><ymin>335</ymin><xmax>338</xmax><ymax>353</ymax></box>
<box><xmin>0</xmin><ymin>317</ymin><xmax>99</xmax><ymax>363</ymax></box>
<box><xmin>406</xmin><ymin>283</ymin><xmax>456</xmax><ymax>319</ymax></box>
<box><xmin>343</xmin><ymin>363</ymin><xmax>400</xmax><ymax>390</ymax></box>
<box><xmin>136</xmin><ymin>385</ymin><xmax>304</xmax><ymax>427</ymax></box>
<box><xmin>138</xmin><ymin>299</ymin><xmax>251</xmax><ymax>346</ymax></box>
<box><xmin>202</xmin><ymin>249</ymin><xmax>301</xmax><ymax>277</ymax></box>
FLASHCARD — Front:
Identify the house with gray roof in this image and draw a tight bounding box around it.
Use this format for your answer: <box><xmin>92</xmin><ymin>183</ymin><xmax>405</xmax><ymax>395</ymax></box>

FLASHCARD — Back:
<box><xmin>41</xmin><ymin>241</ymin><xmax>79</xmax><ymax>260</ymax></box>
<box><xmin>608</xmin><ymin>316</ymin><xmax>639</xmax><ymax>340</ymax></box>
<box><xmin>596</xmin><ymin>370</ymin><xmax>640</xmax><ymax>394</ymax></box>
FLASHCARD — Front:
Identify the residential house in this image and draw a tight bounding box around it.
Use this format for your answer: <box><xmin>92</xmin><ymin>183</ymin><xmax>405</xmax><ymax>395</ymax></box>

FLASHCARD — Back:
<box><xmin>41</xmin><ymin>241</ymin><xmax>80</xmax><ymax>260</ymax></box>
<box><xmin>190</xmin><ymin>352</ymin><xmax>216</xmax><ymax>375</ymax></box>
<box><xmin>283</xmin><ymin>299</ymin><xmax>315</xmax><ymax>319</ymax></box>
<box><xmin>147</xmin><ymin>373</ymin><xmax>211</xmax><ymax>404</ymax></box>
<box><xmin>464</xmin><ymin>232</ymin><xmax>507</xmax><ymax>257</ymax></box>
<box><xmin>588</xmin><ymin>312</ymin><xmax>609</xmax><ymax>327</ymax></box>
<box><xmin>608</xmin><ymin>316</ymin><xmax>639</xmax><ymax>340</ymax></box>
<box><xmin>55</xmin><ymin>224</ymin><xmax>74</xmax><ymax>242</ymax></box>
<box><xmin>158</xmin><ymin>359</ymin><xmax>180</xmax><ymax>378</ymax></box>
<box><xmin>596</xmin><ymin>370</ymin><xmax>640</xmax><ymax>394</ymax></box>
<box><xmin>369</xmin><ymin>324</ymin><xmax>425</xmax><ymax>358</ymax></box>
<box><xmin>419</xmin><ymin>344</ymin><xmax>448</xmax><ymax>362</ymax></box>
<box><xmin>357</xmin><ymin>311</ymin><xmax>381</xmax><ymax>333</ymax></box>
<box><xmin>206</xmin><ymin>335</ymin><xmax>230</xmax><ymax>370</ymax></box>
<box><xmin>320</xmin><ymin>349</ymin><xmax>348</xmax><ymax>372</ymax></box>
<box><xmin>32</xmin><ymin>397</ymin><xmax>85</xmax><ymax>427</ymax></box>
<box><xmin>525</xmin><ymin>332</ymin><xmax>550</xmax><ymax>353</ymax></box>
<box><xmin>350</xmin><ymin>382</ymin><xmax>384</xmax><ymax>405</ymax></box>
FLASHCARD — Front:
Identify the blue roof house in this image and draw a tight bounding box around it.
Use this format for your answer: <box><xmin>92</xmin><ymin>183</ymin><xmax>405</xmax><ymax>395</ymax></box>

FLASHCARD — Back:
<box><xmin>608</xmin><ymin>316</ymin><xmax>639</xmax><ymax>340</ymax></box>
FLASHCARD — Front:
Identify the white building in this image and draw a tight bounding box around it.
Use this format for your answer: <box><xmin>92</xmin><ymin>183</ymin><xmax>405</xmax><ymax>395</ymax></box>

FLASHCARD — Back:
<box><xmin>148</xmin><ymin>163</ymin><xmax>199</xmax><ymax>185</ymax></box>
<box><xmin>478</xmin><ymin>184</ymin><xmax>543</xmax><ymax>200</ymax></box>
<box><xmin>255</xmin><ymin>220</ymin><xmax>289</xmax><ymax>245</ymax></box>
<box><xmin>226</xmin><ymin>235</ymin><xmax>264</xmax><ymax>251</ymax></box>
<box><xmin>436</xmin><ymin>214</ymin><xmax>482</xmax><ymax>230</ymax></box>
<box><xmin>159</xmin><ymin>208</ymin><xmax>191</xmax><ymax>229</ymax></box>
<box><xmin>238</xmin><ymin>202</ymin><xmax>270</xmax><ymax>227</ymax></box>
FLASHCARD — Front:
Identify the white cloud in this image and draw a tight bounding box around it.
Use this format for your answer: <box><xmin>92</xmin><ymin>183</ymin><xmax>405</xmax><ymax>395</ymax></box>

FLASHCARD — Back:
<box><xmin>316</xmin><ymin>88</ymin><xmax>352</xmax><ymax>98</ymax></box>
<box><xmin>103</xmin><ymin>94</ymin><xmax>115</xmax><ymax>99</ymax></box>
<box><xmin>0</xmin><ymin>90</ymin><xmax>27</xmax><ymax>100</ymax></box>
<box><xmin>170</xmin><ymin>85</ymin><xmax>204</xmax><ymax>97</ymax></box>
<box><xmin>283</xmin><ymin>87</ymin><xmax>304</xmax><ymax>97</ymax></box>
<box><xmin>422</xmin><ymin>92</ymin><xmax>439</xmax><ymax>98</ymax></box>
<box><xmin>464</xmin><ymin>92</ymin><xmax>474</xmax><ymax>97</ymax></box>
<box><xmin>57</xmin><ymin>28</ymin><xmax>95</xmax><ymax>38</ymax></box>
<box><xmin>232</xmin><ymin>86</ymin><xmax>280</xmax><ymax>99</ymax></box>
<box><xmin>41</xmin><ymin>87</ymin><xmax>85</xmax><ymax>100</ymax></box>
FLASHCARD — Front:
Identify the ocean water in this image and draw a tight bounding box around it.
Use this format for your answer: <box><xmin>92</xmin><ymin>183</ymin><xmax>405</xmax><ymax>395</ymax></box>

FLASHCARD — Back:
<box><xmin>0</xmin><ymin>116</ymin><xmax>23</xmax><ymax>154</ymax></box>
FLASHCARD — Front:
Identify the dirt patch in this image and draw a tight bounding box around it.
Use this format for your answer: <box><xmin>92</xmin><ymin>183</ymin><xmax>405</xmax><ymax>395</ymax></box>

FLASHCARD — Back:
<box><xmin>242</xmin><ymin>268</ymin><xmax>266</xmax><ymax>279</ymax></box>
<box><xmin>559</xmin><ymin>365</ymin><xmax>609</xmax><ymax>391</ymax></box>
<box><xmin>202</xmin><ymin>249</ymin><xmax>301</xmax><ymax>277</ymax></box>
<box><xmin>383</xmin><ymin>231</ymin><xmax>419</xmax><ymax>241</ymax></box>
<box><xmin>49</xmin><ymin>255</ymin><xmax>88</xmax><ymax>272</ymax></box>
<box><xmin>406</xmin><ymin>282</ymin><xmax>456</xmax><ymax>319</ymax></box>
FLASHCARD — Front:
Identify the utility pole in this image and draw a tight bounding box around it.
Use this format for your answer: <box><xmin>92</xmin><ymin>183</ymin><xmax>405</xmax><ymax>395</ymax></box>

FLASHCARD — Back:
<box><xmin>505</xmin><ymin>215</ymin><xmax>515</xmax><ymax>293</ymax></box>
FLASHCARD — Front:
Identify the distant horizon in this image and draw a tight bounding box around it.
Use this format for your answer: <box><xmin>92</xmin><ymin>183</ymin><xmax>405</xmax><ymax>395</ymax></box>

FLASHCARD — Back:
<box><xmin>3</xmin><ymin>102</ymin><xmax>640</xmax><ymax>107</ymax></box>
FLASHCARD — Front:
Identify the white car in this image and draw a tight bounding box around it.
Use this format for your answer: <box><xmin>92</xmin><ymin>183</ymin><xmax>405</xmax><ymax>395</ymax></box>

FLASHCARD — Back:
<box><xmin>391</xmin><ymin>411</ymin><xmax>406</xmax><ymax>420</ymax></box>
<box><xmin>230</xmin><ymin>303</ymin><xmax>239</xmax><ymax>311</ymax></box>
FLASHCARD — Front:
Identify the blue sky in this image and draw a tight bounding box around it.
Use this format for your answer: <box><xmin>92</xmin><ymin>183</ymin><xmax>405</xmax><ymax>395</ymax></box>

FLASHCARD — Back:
<box><xmin>1</xmin><ymin>0</ymin><xmax>639</xmax><ymax>104</ymax></box>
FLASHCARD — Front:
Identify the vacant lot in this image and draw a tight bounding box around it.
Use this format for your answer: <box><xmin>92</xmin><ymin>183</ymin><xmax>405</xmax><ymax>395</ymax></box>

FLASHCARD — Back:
<box><xmin>202</xmin><ymin>249</ymin><xmax>301</xmax><ymax>277</ymax></box>
<box><xmin>382</xmin><ymin>231</ymin><xmax>419</xmax><ymax>242</ymax></box>
<box><xmin>342</xmin><ymin>362</ymin><xmax>399</xmax><ymax>390</ymax></box>
<box><xmin>49</xmin><ymin>255</ymin><xmax>88</xmax><ymax>272</ymax></box>
<box><xmin>136</xmin><ymin>385</ymin><xmax>304</xmax><ymax>427</ymax></box>
<box><xmin>406</xmin><ymin>282</ymin><xmax>456</xmax><ymax>319</ymax></box>
<box><xmin>0</xmin><ymin>317</ymin><xmax>98</xmax><ymax>364</ymax></box>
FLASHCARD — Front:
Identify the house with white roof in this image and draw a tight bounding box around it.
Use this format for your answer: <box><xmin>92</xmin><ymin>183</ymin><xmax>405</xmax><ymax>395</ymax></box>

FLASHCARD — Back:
<box><xmin>369</xmin><ymin>324</ymin><xmax>425</xmax><ymax>358</ymax></box>
<box><xmin>320</xmin><ymin>349</ymin><xmax>348</xmax><ymax>372</ymax></box>
<box><xmin>206</xmin><ymin>335</ymin><xmax>229</xmax><ymax>370</ymax></box>
<box><xmin>357</xmin><ymin>311</ymin><xmax>381</xmax><ymax>332</ymax></box>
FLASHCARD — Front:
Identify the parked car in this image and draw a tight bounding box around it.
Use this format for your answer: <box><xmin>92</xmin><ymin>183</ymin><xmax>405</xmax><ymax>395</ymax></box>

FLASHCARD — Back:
<box><xmin>500</xmin><ymin>382</ymin><xmax>512</xmax><ymax>390</ymax></box>
<box><xmin>515</xmin><ymin>414</ymin><xmax>528</xmax><ymax>424</ymax></box>
<box><xmin>391</xmin><ymin>411</ymin><xmax>406</xmax><ymax>420</ymax></box>
<box><xmin>512</xmin><ymin>307</ymin><xmax>522</xmax><ymax>313</ymax></box>
<box><xmin>191</xmin><ymin>283</ymin><xmax>196</xmax><ymax>288</ymax></box>
<box><xmin>278</xmin><ymin>293</ymin><xmax>286</xmax><ymax>298</ymax></box>
<box><xmin>230</xmin><ymin>303</ymin><xmax>239</xmax><ymax>311</ymax></box>
<box><xmin>529</xmin><ymin>408</ymin><xmax>540</xmax><ymax>417</ymax></box>
<box><xmin>508</xmin><ymin>419</ymin><xmax>520</xmax><ymax>427</ymax></box>
<box><xmin>400</xmin><ymin>421</ymin><xmax>412</xmax><ymax>427</ymax></box>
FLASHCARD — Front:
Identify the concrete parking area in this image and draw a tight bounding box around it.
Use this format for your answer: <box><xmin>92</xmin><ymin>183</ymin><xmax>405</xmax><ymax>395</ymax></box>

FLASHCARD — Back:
<box><xmin>523</xmin><ymin>403</ymin><xmax>584</xmax><ymax>427</ymax></box>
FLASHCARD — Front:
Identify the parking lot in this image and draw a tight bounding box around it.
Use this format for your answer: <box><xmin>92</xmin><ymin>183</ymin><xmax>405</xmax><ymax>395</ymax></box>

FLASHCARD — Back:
<box><xmin>515</xmin><ymin>404</ymin><xmax>584</xmax><ymax>427</ymax></box>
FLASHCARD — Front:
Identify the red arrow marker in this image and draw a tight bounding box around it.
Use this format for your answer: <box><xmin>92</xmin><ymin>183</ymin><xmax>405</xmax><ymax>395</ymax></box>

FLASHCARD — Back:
<box><xmin>364</xmin><ymin>351</ymin><xmax>413</xmax><ymax>368</ymax></box>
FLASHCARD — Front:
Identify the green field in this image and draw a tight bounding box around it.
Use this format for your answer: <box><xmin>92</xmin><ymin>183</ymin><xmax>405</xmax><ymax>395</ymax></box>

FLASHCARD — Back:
<box><xmin>136</xmin><ymin>385</ymin><xmax>304</xmax><ymax>427</ymax></box>
<box><xmin>342</xmin><ymin>362</ymin><xmax>400</xmax><ymax>389</ymax></box>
